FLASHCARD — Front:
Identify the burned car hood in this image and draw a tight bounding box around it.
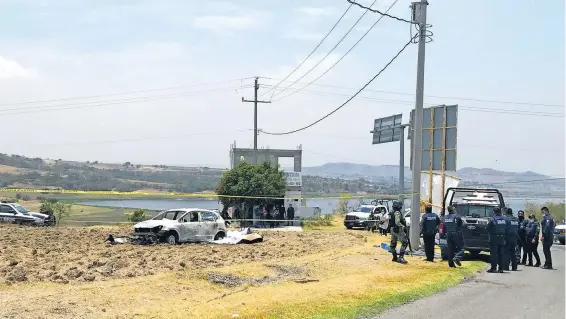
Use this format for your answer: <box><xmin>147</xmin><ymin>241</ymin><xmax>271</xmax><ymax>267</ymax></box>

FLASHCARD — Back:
<box><xmin>134</xmin><ymin>219</ymin><xmax>179</xmax><ymax>228</ymax></box>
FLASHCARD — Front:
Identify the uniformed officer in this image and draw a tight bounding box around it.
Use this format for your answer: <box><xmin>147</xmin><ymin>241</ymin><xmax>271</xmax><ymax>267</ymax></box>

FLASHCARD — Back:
<box><xmin>486</xmin><ymin>207</ymin><xmax>507</xmax><ymax>273</ymax></box>
<box><xmin>540</xmin><ymin>207</ymin><xmax>555</xmax><ymax>270</ymax></box>
<box><xmin>389</xmin><ymin>200</ymin><xmax>408</xmax><ymax>264</ymax></box>
<box><xmin>525</xmin><ymin>214</ymin><xmax>541</xmax><ymax>267</ymax></box>
<box><xmin>503</xmin><ymin>208</ymin><xmax>519</xmax><ymax>271</ymax></box>
<box><xmin>444</xmin><ymin>205</ymin><xmax>465</xmax><ymax>268</ymax></box>
<box><xmin>419</xmin><ymin>204</ymin><xmax>440</xmax><ymax>262</ymax></box>
<box><xmin>517</xmin><ymin>210</ymin><xmax>527</xmax><ymax>265</ymax></box>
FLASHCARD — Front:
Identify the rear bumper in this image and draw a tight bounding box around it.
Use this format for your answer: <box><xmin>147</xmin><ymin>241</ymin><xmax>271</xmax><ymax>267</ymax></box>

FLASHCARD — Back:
<box><xmin>344</xmin><ymin>220</ymin><xmax>367</xmax><ymax>228</ymax></box>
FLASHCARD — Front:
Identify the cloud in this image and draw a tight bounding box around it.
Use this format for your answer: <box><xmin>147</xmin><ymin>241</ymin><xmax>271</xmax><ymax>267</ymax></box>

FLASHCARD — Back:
<box><xmin>0</xmin><ymin>55</ymin><xmax>38</xmax><ymax>80</ymax></box>
<box><xmin>192</xmin><ymin>13</ymin><xmax>263</xmax><ymax>35</ymax></box>
<box><xmin>296</xmin><ymin>7</ymin><xmax>337</xmax><ymax>17</ymax></box>
<box><xmin>284</xmin><ymin>31</ymin><xmax>323</xmax><ymax>41</ymax></box>
<box><xmin>266</xmin><ymin>52</ymin><xmax>344</xmax><ymax>86</ymax></box>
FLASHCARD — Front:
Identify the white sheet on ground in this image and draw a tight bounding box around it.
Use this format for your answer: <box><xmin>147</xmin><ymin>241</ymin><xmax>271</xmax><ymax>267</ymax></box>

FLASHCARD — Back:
<box><xmin>213</xmin><ymin>228</ymin><xmax>255</xmax><ymax>245</ymax></box>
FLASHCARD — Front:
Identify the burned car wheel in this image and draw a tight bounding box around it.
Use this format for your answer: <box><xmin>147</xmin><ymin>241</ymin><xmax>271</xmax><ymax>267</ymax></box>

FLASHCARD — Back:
<box><xmin>164</xmin><ymin>232</ymin><xmax>178</xmax><ymax>245</ymax></box>
<box><xmin>214</xmin><ymin>232</ymin><xmax>226</xmax><ymax>240</ymax></box>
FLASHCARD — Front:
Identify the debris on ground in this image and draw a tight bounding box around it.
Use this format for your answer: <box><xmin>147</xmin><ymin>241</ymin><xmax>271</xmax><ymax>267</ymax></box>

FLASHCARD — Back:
<box><xmin>213</xmin><ymin>228</ymin><xmax>264</xmax><ymax>245</ymax></box>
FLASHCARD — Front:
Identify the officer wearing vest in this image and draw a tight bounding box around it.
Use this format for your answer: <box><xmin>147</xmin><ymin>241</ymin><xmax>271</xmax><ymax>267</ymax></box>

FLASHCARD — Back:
<box><xmin>486</xmin><ymin>207</ymin><xmax>507</xmax><ymax>273</ymax></box>
<box><xmin>517</xmin><ymin>210</ymin><xmax>528</xmax><ymax>265</ymax></box>
<box><xmin>503</xmin><ymin>208</ymin><xmax>519</xmax><ymax>271</ymax></box>
<box><xmin>389</xmin><ymin>200</ymin><xmax>408</xmax><ymax>264</ymax></box>
<box><xmin>524</xmin><ymin>214</ymin><xmax>541</xmax><ymax>267</ymax></box>
<box><xmin>540</xmin><ymin>207</ymin><xmax>555</xmax><ymax>270</ymax></box>
<box><xmin>420</xmin><ymin>204</ymin><xmax>440</xmax><ymax>262</ymax></box>
<box><xmin>444</xmin><ymin>205</ymin><xmax>464</xmax><ymax>268</ymax></box>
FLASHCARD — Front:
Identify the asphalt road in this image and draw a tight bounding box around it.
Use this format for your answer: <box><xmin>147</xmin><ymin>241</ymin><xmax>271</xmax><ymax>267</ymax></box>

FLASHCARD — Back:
<box><xmin>372</xmin><ymin>245</ymin><xmax>565</xmax><ymax>319</ymax></box>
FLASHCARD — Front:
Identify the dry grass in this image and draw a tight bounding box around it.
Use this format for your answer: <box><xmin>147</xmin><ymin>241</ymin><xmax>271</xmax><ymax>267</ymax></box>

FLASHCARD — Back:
<box><xmin>0</xmin><ymin>228</ymin><xmax>485</xmax><ymax>319</ymax></box>
<box><xmin>19</xmin><ymin>200</ymin><xmax>115</xmax><ymax>218</ymax></box>
<box><xmin>0</xmin><ymin>164</ymin><xmax>28</xmax><ymax>174</ymax></box>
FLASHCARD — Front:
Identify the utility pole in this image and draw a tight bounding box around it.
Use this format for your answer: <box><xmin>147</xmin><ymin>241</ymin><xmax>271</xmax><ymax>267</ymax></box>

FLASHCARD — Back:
<box><xmin>409</xmin><ymin>0</ymin><xmax>428</xmax><ymax>250</ymax></box>
<box><xmin>399</xmin><ymin>124</ymin><xmax>408</xmax><ymax>203</ymax></box>
<box><xmin>242</xmin><ymin>77</ymin><xmax>270</xmax><ymax>164</ymax></box>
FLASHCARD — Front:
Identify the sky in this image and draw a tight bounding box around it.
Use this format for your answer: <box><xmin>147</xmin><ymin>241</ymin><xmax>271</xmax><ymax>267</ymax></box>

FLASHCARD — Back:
<box><xmin>0</xmin><ymin>0</ymin><xmax>564</xmax><ymax>177</ymax></box>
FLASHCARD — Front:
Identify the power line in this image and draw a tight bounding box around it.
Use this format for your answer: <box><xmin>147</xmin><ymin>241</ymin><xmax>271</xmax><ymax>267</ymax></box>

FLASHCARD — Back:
<box><xmin>261</xmin><ymin>77</ymin><xmax>564</xmax><ymax>108</ymax></box>
<box><xmin>347</xmin><ymin>0</ymin><xmax>417</xmax><ymax>24</ymax></box>
<box><xmin>260</xmin><ymin>2</ymin><xmax>354</xmax><ymax>99</ymax></box>
<box><xmin>489</xmin><ymin>178</ymin><xmax>565</xmax><ymax>185</ymax></box>
<box><xmin>261</xmin><ymin>35</ymin><xmax>417</xmax><ymax>136</ymax></box>
<box><xmin>272</xmin><ymin>0</ymin><xmax>400</xmax><ymax>102</ymax></box>
<box><xmin>0</xmin><ymin>78</ymin><xmax>253</xmax><ymax>108</ymax></box>
<box><xmin>261</xmin><ymin>85</ymin><xmax>565</xmax><ymax>117</ymax></box>
<box><xmin>271</xmin><ymin>0</ymin><xmax>378</xmax><ymax>99</ymax></box>
<box><xmin>0</xmin><ymin>86</ymin><xmax>247</xmax><ymax>116</ymax></box>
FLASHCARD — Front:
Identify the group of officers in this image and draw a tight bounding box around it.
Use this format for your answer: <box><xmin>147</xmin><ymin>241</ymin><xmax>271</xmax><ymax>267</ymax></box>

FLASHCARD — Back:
<box><xmin>387</xmin><ymin>200</ymin><xmax>557</xmax><ymax>271</ymax></box>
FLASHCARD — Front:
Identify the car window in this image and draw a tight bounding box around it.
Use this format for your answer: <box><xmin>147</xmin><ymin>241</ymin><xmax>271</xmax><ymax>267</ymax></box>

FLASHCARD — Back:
<box><xmin>163</xmin><ymin>211</ymin><xmax>179</xmax><ymax>220</ymax></box>
<box><xmin>179</xmin><ymin>213</ymin><xmax>191</xmax><ymax>223</ymax></box>
<box><xmin>455</xmin><ymin>205</ymin><xmax>493</xmax><ymax>218</ymax></box>
<box><xmin>14</xmin><ymin>205</ymin><xmax>29</xmax><ymax>214</ymax></box>
<box><xmin>0</xmin><ymin>205</ymin><xmax>15</xmax><ymax>214</ymax></box>
<box><xmin>201</xmin><ymin>212</ymin><xmax>216</xmax><ymax>222</ymax></box>
<box><xmin>358</xmin><ymin>207</ymin><xmax>373</xmax><ymax>213</ymax></box>
<box><xmin>190</xmin><ymin>212</ymin><xmax>199</xmax><ymax>222</ymax></box>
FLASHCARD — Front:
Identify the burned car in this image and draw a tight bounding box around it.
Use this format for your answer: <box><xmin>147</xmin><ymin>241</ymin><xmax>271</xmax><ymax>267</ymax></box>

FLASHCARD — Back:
<box><xmin>133</xmin><ymin>208</ymin><xmax>227</xmax><ymax>244</ymax></box>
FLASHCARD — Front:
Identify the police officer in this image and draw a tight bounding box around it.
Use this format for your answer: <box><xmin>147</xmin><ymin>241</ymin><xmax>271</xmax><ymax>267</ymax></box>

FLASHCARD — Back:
<box><xmin>486</xmin><ymin>207</ymin><xmax>507</xmax><ymax>273</ymax></box>
<box><xmin>517</xmin><ymin>210</ymin><xmax>527</xmax><ymax>265</ymax></box>
<box><xmin>503</xmin><ymin>208</ymin><xmax>519</xmax><ymax>271</ymax></box>
<box><xmin>525</xmin><ymin>214</ymin><xmax>541</xmax><ymax>267</ymax></box>
<box><xmin>389</xmin><ymin>200</ymin><xmax>409</xmax><ymax>264</ymax></box>
<box><xmin>444</xmin><ymin>205</ymin><xmax>464</xmax><ymax>268</ymax></box>
<box><xmin>419</xmin><ymin>204</ymin><xmax>440</xmax><ymax>262</ymax></box>
<box><xmin>540</xmin><ymin>207</ymin><xmax>555</xmax><ymax>270</ymax></box>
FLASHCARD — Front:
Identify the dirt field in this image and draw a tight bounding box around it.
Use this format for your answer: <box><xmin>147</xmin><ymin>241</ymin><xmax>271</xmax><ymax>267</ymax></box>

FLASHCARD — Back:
<box><xmin>0</xmin><ymin>225</ymin><xmax>365</xmax><ymax>284</ymax></box>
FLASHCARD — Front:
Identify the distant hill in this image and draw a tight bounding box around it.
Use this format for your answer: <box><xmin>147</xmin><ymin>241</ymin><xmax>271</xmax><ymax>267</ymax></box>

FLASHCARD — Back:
<box><xmin>303</xmin><ymin>162</ymin><xmax>564</xmax><ymax>195</ymax></box>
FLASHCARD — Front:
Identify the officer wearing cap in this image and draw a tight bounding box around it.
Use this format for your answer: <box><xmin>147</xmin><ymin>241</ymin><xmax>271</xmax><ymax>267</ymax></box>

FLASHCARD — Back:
<box><xmin>389</xmin><ymin>200</ymin><xmax>408</xmax><ymax>264</ymax></box>
<box><xmin>503</xmin><ymin>208</ymin><xmax>519</xmax><ymax>271</ymax></box>
<box><xmin>444</xmin><ymin>205</ymin><xmax>464</xmax><ymax>268</ymax></box>
<box><xmin>517</xmin><ymin>210</ymin><xmax>527</xmax><ymax>265</ymax></box>
<box><xmin>540</xmin><ymin>206</ymin><xmax>555</xmax><ymax>269</ymax></box>
<box><xmin>420</xmin><ymin>204</ymin><xmax>440</xmax><ymax>262</ymax></box>
<box><xmin>486</xmin><ymin>207</ymin><xmax>507</xmax><ymax>273</ymax></box>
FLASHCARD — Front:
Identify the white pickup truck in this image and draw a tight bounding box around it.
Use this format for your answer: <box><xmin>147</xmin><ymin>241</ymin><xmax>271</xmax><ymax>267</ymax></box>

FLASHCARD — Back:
<box><xmin>344</xmin><ymin>205</ymin><xmax>389</xmax><ymax>229</ymax></box>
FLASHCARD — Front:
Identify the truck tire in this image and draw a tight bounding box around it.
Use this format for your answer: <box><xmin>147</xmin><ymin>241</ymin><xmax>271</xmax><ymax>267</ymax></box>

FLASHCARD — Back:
<box><xmin>441</xmin><ymin>247</ymin><xmax>448</xmax><ymax>261</ymax></box>
<box><xmin>468</xmin><ymin>249</ymin><xmax>482</xmax><ymax>259</ymax></box>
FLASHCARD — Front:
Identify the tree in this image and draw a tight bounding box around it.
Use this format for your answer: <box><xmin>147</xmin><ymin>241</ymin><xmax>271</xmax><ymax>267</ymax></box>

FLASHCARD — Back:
<box><xmin>52</xmin><ymin>202</ymin><xmax>72</xmax><ymax>225</ymax></box>
<box><xmin>217</xmin><ymin>162</ymin><xmax>286</xmax><ymax>209</ymax></box>
<box><xmin>126</xmin><ymin>208</ymin><xmax>149</xmax><ymax>223</ymax></box>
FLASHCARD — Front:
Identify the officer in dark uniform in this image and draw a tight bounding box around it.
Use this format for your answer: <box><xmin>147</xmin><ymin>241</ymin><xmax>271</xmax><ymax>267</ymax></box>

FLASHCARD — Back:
<box><xmin>525</xmin><ymin>214</ymin><xmax>541</xmax><ymax>267</ymax></box>
<box><xmin>389</xmin><ymin>200</ymin><xmax>408</xmax><ymax>264</ymax></box>
<box><xmin>444</xmin><ymin>205</ymin><xmax>465</xmax><ymax>268</ymax></box>
<box><xmin>503</xmin><ymin>208</ymin><xmax>519</xmax><ymax>271</ymax></box>
<box><xmin>540</xmin><ymin>207</ymin><xmax>555</xmax><ymax>270</ymax></box>
<box><xmin>419</xmin><ymin>204</ymin><xmax>440</xmax><ymax>262</ymax></box>
<box><xmin>517</xmin><ymin>210</ymin><xmax>527</xmax><ymax>265</ymax></box>
<box><xmin>486</xmin><ymin>207</ymin><xmax>507</xmax><ymax>273</ymax></box>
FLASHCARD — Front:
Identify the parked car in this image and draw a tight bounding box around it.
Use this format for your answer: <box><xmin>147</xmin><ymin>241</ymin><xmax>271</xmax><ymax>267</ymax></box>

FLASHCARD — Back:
<box><xmin>0</xmin><ymin>202</ymin><xmax>46</xmax><ymax>226</ymax></box>
<box><xmin>133</xmin><ymin>208</ymin><xmax>227</xmax><ymax>244</ymax></box>
<box><xmin>554</xmin><ymin>224</ymin><xmax>565</xmax><ymax>245</ymax></box>
<box><xmin>436</xmin><ymin>187</ymin><xmax>505</xmax><ymax>260</ymax></box>
<box><xmin>344</xmin><ymin>205</ymin><xmax>382</xmax><ymax>229</ymax></box>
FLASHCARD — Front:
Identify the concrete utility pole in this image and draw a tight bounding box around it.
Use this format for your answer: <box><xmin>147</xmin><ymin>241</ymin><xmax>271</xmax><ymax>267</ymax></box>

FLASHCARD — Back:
<box><xmin>242</xmin><ymin>77</ymin><xmax>270</xmax><ymax>164</ymax></box>
<box><xmin>399</xmin><ymin>124</ymin><xmax>408</xmax><ymax>203</ymax></box>
<box><xmin>410</xmin><ymin>0</ymin><xmax>428</xmax><ymax>250</ymax></box>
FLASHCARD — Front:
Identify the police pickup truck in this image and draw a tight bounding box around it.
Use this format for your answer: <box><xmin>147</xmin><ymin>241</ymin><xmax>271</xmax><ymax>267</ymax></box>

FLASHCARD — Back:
<box><xmin>436</xmin><ymin>187</ymin><xmax>506</xmax><ymax>260</ymax></box>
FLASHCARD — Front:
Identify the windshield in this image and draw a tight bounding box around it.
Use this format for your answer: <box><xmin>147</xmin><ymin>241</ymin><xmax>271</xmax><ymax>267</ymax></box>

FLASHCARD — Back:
<box><xmin>358</xmin><ymin>207</ymin><xmax>373</xmax><ymax>213</ymax></box>
<box><xmin>14</xmin><ymin>205</ymin><xmax>29</xmax><ymax>215</ymax></box>
<box><xmin>455</xmin><ymin>204</ymin><xmax>495</xmax><ymax>218</ymax></box>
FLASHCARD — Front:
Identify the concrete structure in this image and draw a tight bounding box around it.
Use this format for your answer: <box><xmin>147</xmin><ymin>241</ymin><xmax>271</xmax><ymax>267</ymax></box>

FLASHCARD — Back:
<box><xmin>229</xmin><ymin>143</ymin><xmax>306</xmax><ymax>224</ymax></box>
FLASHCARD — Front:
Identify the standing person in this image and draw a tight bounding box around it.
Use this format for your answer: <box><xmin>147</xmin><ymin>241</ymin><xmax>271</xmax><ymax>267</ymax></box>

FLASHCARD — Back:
<box><xmin>486</xmin><ymin>207</ymin><xmax>507</xmax><ymax>273</ymax></box>
<box><xmin>287</xmin><ymin>204</ymin><xmax>295</xmax><ymax>226</ymax></box>
<box><xmin>540</xmin><ymin>206</ymin><xmax>555</xmax><ymax>269</ymax></box>
<box><xmin>277</xmin><ymin>204</ymin><xmax>285</xmax><ymax>227</ymax></box>
<box><xmin>379</xmin><ymin>208</ymin><xmax>389</xmax><ymax>236</ymax></box>
<box><xmin>525</xmin><ymin>214</ymin><xmax>541</xmax><ymax>267</ymax></box>
<box><xmin>419</xmin><ymin>204</ymin><xmax>440</xmax><ymax>262</ymax></box>
<box><xmin>444</xmin><ymin>205</ymin><xmax>465</xmax><ymax>268</ymax></box>
<box><xmin>517</xmin><ymin>210</ymin><xmax>528</xmax><ymax>264</ymax></box>
<box><xmin>503</xmin><ymin>208</ymin><xmax>519</xmax><ymax>271</ymax></box>
<box><xmin>389</xmin><ymin>200</ymin><xmax>408</xmax><ymax>264</ymax></box>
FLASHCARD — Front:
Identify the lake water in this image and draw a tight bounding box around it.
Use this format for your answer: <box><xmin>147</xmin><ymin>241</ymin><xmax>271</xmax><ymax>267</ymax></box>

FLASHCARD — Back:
<box><xmin>79</xmin><ymin>197</ymin><xmax>560</xmax><ymax>214</ymax></box>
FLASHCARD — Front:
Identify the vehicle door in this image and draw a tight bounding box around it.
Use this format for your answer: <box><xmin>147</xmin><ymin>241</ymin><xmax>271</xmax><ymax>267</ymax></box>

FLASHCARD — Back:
<box><xmin>200</xmin><ymin>211</ymin><xmax>218</xmax><ymax>241</ymax></box>
<box><xmin>177</xmin><ymin>211</ymin><xmax>201</xmax><ymax>242</ymax></box>
<box><xmin>0</xmin><ymin>204</ymin><xmax>17</xmax><ymax>223</ymax></box>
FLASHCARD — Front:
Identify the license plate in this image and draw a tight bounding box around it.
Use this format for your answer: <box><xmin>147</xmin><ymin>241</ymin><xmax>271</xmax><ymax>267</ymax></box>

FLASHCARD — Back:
<box><xmin>439</xmin><ymin>239</ymin><xmax>447</xmax><ymax>245</ymax></box>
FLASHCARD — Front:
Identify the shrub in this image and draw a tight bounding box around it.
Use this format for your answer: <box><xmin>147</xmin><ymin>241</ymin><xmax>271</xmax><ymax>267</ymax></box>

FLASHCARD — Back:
<box><xmin>126</xmin><ymin>209</ymin><xmax>149</xmax><ymax>223</ymax></box>
<box><xmin>524</xmin><ymin>201</ymin><xmax>565</xmax><ymax>223</ymax></box>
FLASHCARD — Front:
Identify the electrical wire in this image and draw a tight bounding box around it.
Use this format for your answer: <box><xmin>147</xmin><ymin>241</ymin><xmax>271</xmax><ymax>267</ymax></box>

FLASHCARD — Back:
<box><xmin>261</xmin><ymin>35</ymin><xmax>417</xmax><ymax>136</ymax></box>
<box><xmin>271</xmin><ymin>0</ymin><xmax>378</xmax><ymax>99</ymax></box>
<box><xmin>0</xmin><ymin>78</ymin><xmax>254</xmax><ymax>108</ymax></box>
<box><xmin>272</xmin><ymin>0</ymin><xmax>400</xmax><ymax>102</ymax></box>
<box><xmin>0</xmin><ymin>86</ymin><xmax>249</xmax><ymax>116</ymax></box>
<box><xmin>261</xmin><ymin>85</ymin><xmax>565</xmax><ymax>117</ymax></box>
<box><xmin>259</xmin><ymin>2</ymin><xmax>354</xmax><ymax>99</ymax></box>
<box><xmin>347</xmin><ymin>0</ymin><xmax>417</xmax><ymax>24</ymax></box>
<box><xmin>489</xmin><ymin>178</ymin><xmax>565</xmax><ymax>185</ymax></box>
<box><xmin>261</xmin><ymin>77</ymin><xmax>564</xmax><ymax>108</ymax></box>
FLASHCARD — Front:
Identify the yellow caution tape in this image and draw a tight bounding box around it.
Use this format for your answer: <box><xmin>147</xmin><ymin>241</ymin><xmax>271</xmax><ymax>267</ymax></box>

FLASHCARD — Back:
<box><xmin>0</xmin><ymin>188</ymin><xmax>416</xmax><ymax>200</ymax></box>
